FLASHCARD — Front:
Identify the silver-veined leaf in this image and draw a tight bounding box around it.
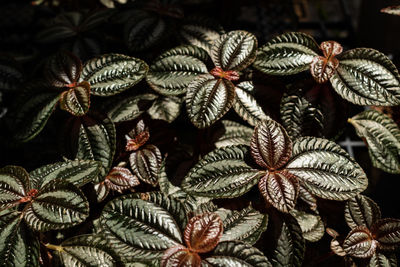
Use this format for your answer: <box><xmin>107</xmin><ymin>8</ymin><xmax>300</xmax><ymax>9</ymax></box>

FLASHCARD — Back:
<box><xmin>211</xmin><ymin>30</ymin><xmax>257</xmax><ymax>71</ymax></box>
<box><xmin>331</xmin><ymin>48</ymin><xmax>400</xmax><ymax>106</ymax></box>
<box><xmin>371</xmin><ymin>218</ymin><xmax>400</xmax><ymax>251</ymax></box>
<box><xmin>161</xmin><ymin>246</ymin><xmax>201</xmax><ymax>267</ymax></box>
<box><xmin>186</xmin><ymin>74</ymin><xmax>235</xmax><ymax>128</ymax></box>
<box><xmin>107</xmin><ymin>94</ymin><xmax>157</xmax><ymax>123</ymax></box>
<box><xmin>147</xmin><ymin>96</ymin><xmax>182</xmax><ymax>123</ymax></box>
<box><xmin>289</xmin><ymin>209</ymin><xmax>325</xmax><ymax>242</ymax></box>
<box><xmin>99</xmin><ymin>192</ymin><xmax>186</xmax><ymax>262</ymax></box>
<box><xmin>81</xmin><ymin>54</ymin><xmax>148</xmax><ymax>96</ymax></box>
<box><xmin>343</xmin><ymin>226</ymin><xmax>378</xmax><ymax>258</ymax></box>
<box><xmin>204</xmin><ymin>241</ymin><xmax>272</xmax><ymax>267</ymax></box>
<box><xmin>368</xmin><ymin>252</ymin><xmax>398</xmax><ymax>267</ymax></box>
<box><xmin>253</xmin><ymin>32</ymin><xmax>319</xmax><ymax>75</ymax></box>
<box><xmin>146</xmin><ymin>45</ymin><xmax>209</xmax><ymax>96</ymax></box>
<box><xmin>29</xmin><ymin>159</ymin><xmax>101</xmax><ymax>189</ymax></box>
<box><xmin>214</xmin><ymin>120</ymin><xmax>253</xmax><ymax>148</ymax></box>
<box><xmin>182</xmin><ymin>145</ymin><xmax>263</xmax><ymax>198</ymax></box>
<box><xmin>286</xmin><ymin>137</ymin><xmax>368</xmax><ymax>200</ymax></box>
<box><xmin>130</xmin><ymin>145</ymin><xmax>162</xmax><ymax>186</ymax></box>
<box><xmin>0</xmin><ymin>166</ymin><xmax>30</xmax><ymax>209</ymax></box>
<box><xmin>349</xmin><ymin>110</ymin><xmax>400</xmax><ymax>174</ymax></box>
<box><xmin>233</xmin><ymin>81</ymin><xmax>270</xmax><ymax>126</ymax></box>
<box><xmin>59</xmin><ymin>82</ymin><xmax>91</xmax><ymax>117</ymax></box>
<box><xmin>344</xmin><ymin>194</ymin><xmax>381</xmax><ymax>229</ymax></box>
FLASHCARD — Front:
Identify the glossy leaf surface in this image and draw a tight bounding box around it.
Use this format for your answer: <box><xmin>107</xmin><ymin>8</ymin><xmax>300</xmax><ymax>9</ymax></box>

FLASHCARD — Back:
<box><xmin>310</xmin><ymin>41</ymin><xmax>342</xmax><ymax>83</ymax></box>
<box><xmin>147</xmin><ymin>96</ymin><xmax>182</xmax><ymax>123</ymax></box>
<box><xmin>129</xmin><ymin>145</ymin><xmax>162</xmax><ymax>186</ymax></box>
<box><xmin>372</xmin><ymin>219</ymin><xmax>400</xmax><ymax>251</ymax></box>
<box><xmin>214</xmin><ymin>120</ymin><xmax>253</xmax><ymax>148</ymax></box>
<box><xmin>0</xmin><ymin>166</ymin><xmax>30</xmax><ymax>209</ymax></box>
<box><xmin>59</xmin><ymin>81</ymin><xmax>91</xmax><ymax>116</ymax></box>
<box><xmin>368</xmin><ymin>252</ymin><xmax>398</xmax><ymax>267</ymax></box>
<box><xmin>290</xmin><ymin>209</ymin><xmax>325</xmax><ymax>242</ymax></box>
<box><xmin>343</xmin><ymin>226</ymin><xmax>378</xmax><ymax>258</ymax></box>
<box><xmin>344</xmin><ymin>194</ymin><xmax>381</xmax><ymax>229</ymax></box>
<box><xmin>161</xmin><ymin>246</ymin><xmax>201</xmax><ymax>267</ymax></box>
<box><xmin>107</xmin><ymin>94</ymin><xmax>157</xmax><ymax>123</ymax></box>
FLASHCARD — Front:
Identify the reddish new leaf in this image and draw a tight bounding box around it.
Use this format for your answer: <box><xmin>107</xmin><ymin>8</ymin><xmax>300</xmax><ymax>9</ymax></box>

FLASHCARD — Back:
<box><xmin>104</xmin><ymin>167</ymin><xmax>140</xmax><ymax>193</ymax></box>
<box><xmin>161</xmin><ymin>246</ymin><xmax>201</xmax><ymax>267</ymax></box>
<box><xmin>125</xmin><ymin>120</ymin><xmax>150</xmax><ymax>151</ymax></box>
<box><xmin>310</xmin><ymin>41</ymin><xmax>342</xmax><ymax>83</ymax></box>
<box><xmin>210</xmin><ymin>67</ymin><xmax>240</xmax><ymax>81</ymax></box>
<box><xmin>251</xmin><ymin>120</ymin><xmax>292</xmax><ymax>170</ymax></box>
<box><xmin>371</xmin><ymin>218</ymin><xmax>400</xmax><ymax>251</ymax></box>
<box><xmin>184</xmin><ymin>213</ymin><xmax>223</xmax><ymax>253</ymax></box>
<box><xmin>59</xmin><ymin>81</ymin><xmax>91</xmax><ymax>116</ymax></box>
<box><xmin>258</xmin><ymin>170</ymin><xmax>299</xmax><ymax>213</ymax></box>
<box><xmin>343</xmin><ymin>226</ymin><xmax>378</xmax><ymax>258</ymax></box>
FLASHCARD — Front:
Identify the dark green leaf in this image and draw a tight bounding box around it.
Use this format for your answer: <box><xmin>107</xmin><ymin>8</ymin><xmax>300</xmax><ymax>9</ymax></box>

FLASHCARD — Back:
<box><xmin>343</xmin><ymin>226</ymin><xmax>378</xmax><ymax>258</ymax></box>
<box><xmin>59</xmin><ymin>82</ymin><xmax>91</xmax><ymax>116</ymax></box>
<box><xmin>214</xmin><ymin>120</ymin><xmax>253</xmax><ymax>148</ymax></box>
<box><xmin>147</xmin><ymin>96</ymin><xmax>182</xmax><ymax>123</ymax></box>
<box><xmin>130</xmin><ymin>145</ymin><xmax>162</xmax><ymax>186</ymax></box>
<box><xmin>0</xmin><ymin>166</ymin><xmax>30</xmax><ymax>209</ymax></box>
<box><xmin>344</xmin><ymin>194</ymin><xmax>381</xmax><ymax>229</ymax></box>
<box><xmin>368</xmin><ymin>252</ymin><xmax>398</xmax><ymax>267</ymax></box>
<box><xmin>289</xmin><ymin>209</ymin><xmax>325</xmax><ymax>242</ymax></box>
<box><xmin>0</xmin><ymin>56</ymin><xmax>23</xmax><ymax>91</ymax></box>
<box><xmin>372</xmin><ymin>218</ymin><xmax>400</xmax><ymax>251</ymax></box>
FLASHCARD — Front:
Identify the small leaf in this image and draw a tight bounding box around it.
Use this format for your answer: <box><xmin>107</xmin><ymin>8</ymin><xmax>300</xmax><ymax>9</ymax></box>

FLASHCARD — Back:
<box><xmin>233</xmin><ymin>81</ymin><xmax>270</xmax><ymax>126</ymax></box>
<box><xmin>253</xmin><ymin>32</ymin><xmax>319</xmax><ymax>75</ymax></box>
<box><xmin>211</xmin><ymin>30</ymin><xmax>257</xmax><ymax>71</ymax></box>
<box><xmin>258</xmin><ymin>170</ymin><xmax>299</xmax><ymax>213</ymax></box>
<box><xmin>161</xmin><ymin>246</ymin><xmax>201</xmax><ymax>267</ymax></box>
<box><xmin>310</xmin><ymin>41</ymin><xmax>342</xmax><ymax>83</ymax></box>
<box><xmin>130</xmin><ymin>145</ymin><xmax>162</xmax><ymax>186</ymax></box>
<box><xmin>147</xmin><ymin>96</ymin><xmax>182</xmax><ymax>123</ymax></box>
<box><xmin>343</xmin><ymin>226</ymin><xmax>378</xmax><ymax>258</ymax></box>
<box><xmin>104</xmin><ymin>166</ymin><xmax>140</xmax><ymax>193</ymax></box>
<box><xmin>289</xmin><ymin>209</ymin><xmax>325</xmax><ymax>242</ymax></box>
<box><xmin>59</xmin><ymin>81</ymin><xmax>91</xmax><ymax>116</ymax></box>
<box><xmin>349</xmin><ymin>110</ymin><xmax>400</xmax><ymax>174</ymax></box>
<box><xmin>23</xmin><ymin>180</ymin><xmax>89</xmax><ymax>231</ymax></box>
<box><xmin>381</xmin><ymin>6</ymin><xmax>400</xmax><ymax>16</ymax></box>
<box><xmin>182</xmin><ymin>145</ymin><xmax>263</xmax><ymax>198</ymax></box>
<box><xmin>286</xmin><ymin>137</ymin><xmax>368</xmax><ymax>200</ymax></box>
<box><xmin>344</xmin><ymin>194</ymin><xmax>381</xmax><ymax>229</ymax></box>
<box><xmin>81</xmin><ymin>54</ymin><xmax>148</xmax><ymax>96</ymax></box>
<box><xmin>250</xmin><ymin>120</ymin><xmax>292</xmax><ymax>170</ymax></box>
<box><xmin>214</xmin><ymin>120</ymin><xmax>253</xmax><ymax>148</ymax></box>
<box><xmin>94</xmin><ymin>182</ymin><xmax>109</xmax><ymax>203</ymax></box>
<box><xmin>44</xmin><ymin>52</ymin><xmax>82</xmax><ymax>88</ymax></box>
<box><xmin>204</xmin><ymin>241</ymin><xmax>272</xmax><ymax>267</ymax></box>
<box><xmin>330</xmin><ymin>48</ymin><xmax>400</xmax><ymax>105</ymax></box>
<box><xmin>371</xmin><ymin>218</ymin><xmax>400</xmax><ymax>251</ymax></box>
<box><xmin>0</xmin><ymin>166</ymin><xmax>30</xmax><ymax>209</ymax></box>
<box><xmin>29</xmin><ymin>159</ymin><xmax>101</xmax><ymax>189</ymax></box>
<box><xmin>184</xmin><ymin>213</ymin><xmax>223</xmax><ymax>253</ymax></box>
<box><xmin>368</xmin><ymin>252</ymin><xmax>398</xmax><ymax>267</ymax></box>
<box><xmin>186</xmin><ymin>74</ymin><xmax>235</xmax><ymax>128</ymax></box>
<box><xmin>146</xmin><ymin>45</ymin><xmax>209</xmax><ymax>96</ymax></box>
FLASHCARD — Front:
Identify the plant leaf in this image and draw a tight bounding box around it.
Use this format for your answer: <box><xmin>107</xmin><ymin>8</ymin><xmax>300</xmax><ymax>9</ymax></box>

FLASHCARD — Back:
<box><xmin>289</xmin><ymin>209</ymin><xmax>325</xmax><ymax>242</ymax></box>
<box><xmin>81</xmin><ymin>54</ymin><xmax>148</xmax><ymax>96</ymax></box>
<box><xmin>250</xmin><ymin>119</ymin><xmax>292</xmax><ymax>170</ymax></box>
<box><xmin>286</xmin><ymin>137</ymin><xmax>368</xmax><ymax>200</ymax></box>
<box><xmin>0</xmin><ymin>211</ymin><xmax>40</xmax><ymax>267</ymax></box>
<box><xmin>182</xmin><ymin>145</ymin><xmax>263</xmax><ymax>198</ymax></box>
<box><xmin>23</xmin><ymin>180</ymin><xmax>89</xmax><ymax>231</ymax></box>
<box><xmin>211</xmin><ymin>30</ymin><xmax>257</xmax><ymax>71</ymax></box>
<box><xmin>130</xmin><ymin>145</ymin><xmax>162</xmax><ymax>186</ymax></box>
<box><xmin>233</xmin><ymin>81</ymin><xmax>270</xmax><ymax>126</ymax></box>
<box><xmin>186</xmin><ymin>74</ymin><xmax>235</xmax><ymax>128</ymax></box>
<box><xmin>371</xmin><ymin>218</ymin><xmax>400</xmax><ymax>251</ymax></box>
<box><xmin>214</xmin><ymin>120</ymin><xmax>253</xmax><ymax>148</ymax></box>
<box><xmin>99</xmin><ymin>192</ymin><xmax>185</xmax><ymax>262</ymax></box>
<box><xmin>368</xmin><ymin>252</ymin><xmax>398</xmax><ymax>267</ymax></box>
<box><xmin>258</xmin><ymin>170</ymin><xmax>299</xmax><ymax>213</ymax></box>
<box><xmin>381</xmin><ymin>6</ymin><xmax>400</xmax><ymax>16</ymax></box>
<box><xmin>217</xmin><ymin>205</ymin><xmax>268</xmax><ymax>245</ymax></box>
<box><xmin>44</xmin><ymin>52</ymin><xmax>82</xmax><ymax>88</ymax></box>
<box><xmin>253</xmin><ymin>32</ymin><xmax>319</xmax><ymax>75</ymax></box>
<box><xmin>0</xmin><ymin>166</ymin><xmax>30</xmax><ymax>209</ymax></box>
<box><xmin>161</xmin><ymin>246</ymin><xmax>201</xmax><ymax>267</ymax></box>
<box><xmin>147</xmin><ymin>96</ymin><xmax>182</xmax><ymax>123</ymax></box>
<box><xmin>330</xmin><ymin>48</ymin><xmax>400</xmax><ymax>106</ymax></box>
<box><xmin>146</xmin><ymin>45</ymin><xmax>209</xmax><ymax>96</ymax></box>
<box><xmin>349</xmin><ymin>110</ymin><xmax>400</xmax><ymax>174</ymax></box>
<box><xmin>104</xmin><ymin>167</ymin><xmax>140</xmax><ymax>193</ymax></box>
<box><xmin>59</xmin><ymin>81</ymin><xmax>91</xmax><ymax>116</ymax></box>
<box><xmin>204</xmin><ymin>241</ymin><xmax>272</xmax><ymax>267</ymax></box>
<box><xmin>343</xmin><ymin>226</ymin><xmax>378</xmax><ymax>258</ymax></box>
<box><xmin>344</xmin><ymin>194</ymin><xmax>381</xmax><ymax>229</ymax></box>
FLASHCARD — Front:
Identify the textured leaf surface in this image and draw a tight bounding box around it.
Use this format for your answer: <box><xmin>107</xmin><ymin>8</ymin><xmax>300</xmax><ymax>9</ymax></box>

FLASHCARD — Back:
<box><xmin>0</xmin><ymin>166</ymin><xmax>30</xmax><ymax>209</ymax></box>
<box><xmin>372</xmin><ymin>218</ymin><xmax>400</xmax><ymax>251</ymax></box>
<box><xmin>107</xmin><ymin>94</ymin><xmax>157</xmax><ymax>123</ymax></box>
<box><xmin>82</xmin><ymin>54</ymin><xmax>148</xmax><ymax>96</ymax></box>
<box><xmin>330</xmin><ymin>48</ymin><xmax>400</xmax><ymax>105</ymax></box>
<box><xmin>45</xmin><ymin>52</ymin><xmax>82</xmax><ymax>88</ymax></box>
<box><xmin>182</xmin><ymin>145</ymin><xmax>262</xmax><ymax>198</ymax></box>
<box><xmin>204</xmin><ymin>241</ymin><xmax>272</xmax><ymax>267</ymax></box>
<box><xmin>146</xmin><ymin>45</ymin><xmax>208</xmax><ymax>95</ymax></box>
<box><xmin>251</xmin><ymin>120</ymin><xmax>292</xmax><ymax>170</ymax></box>
<box><xmin>214</xmin><ymin>120</ymin><xmax>253</xmax><ymax>148</ymax></box>
<box><xmin>99</xmin><ymin>192</ymin><xmax>186</xmax><ymax>261</ymax></box>
<box><xmin>211</xmin><ymin>30</ymin><xmax>257</xmax><ymax>71</ymax></box>
<box><xmin>147</xmin><ymin>96</ymin><xmax>182</xmax><ymax>123</ymax></box>
<box><xmin>234</xmin><ymin>81</ymin><xmax>270</xmax><ymax>126</ymax></box>
<box><xmin>368</xmin><ymin>252</ymin><xmax>398</xmax><ymax>267</ymax></box>
<box><xmin>59</xmin><ymin>81</ymin><xmax>91</xmax><ymax>116</ymax></box>
<box><xmin>161</xmin><ymin>246</ymin><xmax>201</xmax><ymax>267</ymax></box>
<box><xmin>343</xmin><ymin>226</ymin><xmax>378</xmax><ymax>258</ymax></box>
<box><xmin>344</xmin><ymin>194</ymin><xmax>381</xmax><ymax>229</ymax></box>
<box><xmin>0</xmin><ymin>211</ymin><xmax>39</xmax><ymax>267</ymax></box>
<box><xmin>310</xmin><ymin>41</ymin><xmax>342</xmax><ymax>83</ymax></box>
<box><xmin>104</xmin><ymin>167</ymin><xmax>140</xmax><ymax>193</ymax></box>
<box><xmin>130</xmin><ymin>145</ymin><xmax>162</xmax><ymax>186</ymax></box>
<box><xmin>286</xmin><ymin>137</ymin><xmax>368</xmax><ymax>200</ymax></box>
<box><xmin>253</xmin><ymin>32</ymin><xmax>319</xmax><ymax>75</ymax></box>
<box><xmin>186</xmin><ymin>74</ymin><xmax>235</xmax><ymax>128</ymax></box>
<box><xmin>349</xmin><ymin>110</ymin><xmax>400</xmax><ymax>174</ymax></box>
<box><xmin>289</xmin><ymin>209</ymin><xmax>325</xmax><ymax>242</ymax></box>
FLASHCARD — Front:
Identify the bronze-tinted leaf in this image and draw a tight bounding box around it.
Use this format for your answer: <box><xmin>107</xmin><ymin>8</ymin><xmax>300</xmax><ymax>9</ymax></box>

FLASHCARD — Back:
<box><xmin>184</xmin><ymin>213</ymin><xmax>223</xmax><ymax>253</ymax></box>
<box><xmin>104</xmin><ymin>167</ymin><xmax>140</xmax><ymax>193</ymax></box>
<box><xmin>368</xmin><ymin>252</ymin><xmax>398</xmax><ymax>267</ymax></box>
<box><xmin>250</xmin><ymin>120</ymin><xmax>292</xmax><ymax>170</ymax></box>
<box><xmin>45</xmin><ymin>52</ymin><xmax>82</xmax><ymax>88</ymax></box>
<box><xmin>258</xmin><ymin>170</ymin><xmax>299</xmax><ymax>213</ymax></box>
<box><xmin>125</xmin><ymin>120</ymin><xmax>150</xmax><ymax>151</ymax></box>
<box><xmin>59</xmin><ymin>81</ymin><xmax>91</xmax><ymax>116</ymax></box>
<box><xmin>344</xmin><ymin>194</ymin><xmax>381</xmax><ymax>229</ymax></box>
<box><xmin>161</xmin><ymin>246</ymin><xmax>201</xmax><ymax>267</ymax></box>
<box><xmin>343</xmin><ymin>226</ymin><xmax>378</xmax><ymax>258</ymax></box>
<box><xmin>371</xmin><ymin>218</ymin><xmax>400</xmax><ymax>251</ymax></box>
<box><xmin>310</xmin><ymin>41</ymin><xmax>342</xmax><ymax>84</ymax></box>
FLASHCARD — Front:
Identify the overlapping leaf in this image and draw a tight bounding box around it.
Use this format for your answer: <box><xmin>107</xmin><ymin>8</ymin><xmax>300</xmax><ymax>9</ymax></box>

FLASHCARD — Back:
<box><xmin>59</xmin><ymin>81</ymin><xmax>91</xmax><ymax>116</ymax></box>
<box><xmin>130</xmin><ymin>145</ymin><xmax>162</xmax><ymax>186</ymax></box>
<box><xmin>371</xmin><ymin>219</ymin><xmax>400</xmax><ymax>251</ymax></box>
<box><xmin>368</xmin><ymin>252</ymin><xmax>398</xmax><ymax>267</ymax></box>
<box><xmin>214</xmin><ymin>120</ymin><xmax>253</xmax><ymax>148</ymax></box>
<box><xmin>44</xmin><ymin>52</ymin><xmax>82</xmax><ymax>88</ymax></box>
<box><xmin>0</xmin><ymin>166</ymin><xmax>30</xmax><ymax>209</ymax></box>
<box><xmin>344</xmin><ymin>194</ymin><xmax>381</xmax><ymax>229</ymax></box>
<box><xmin>147</xmin><ymin>96</ymin><xmax>182</xmax><ymax>123</ymax></box>
<box><xmin>343</xmin><ymin>226</ymin><xmax>378</xmax><ymax>258</ymax></box>
<box><xmin>289</xmin><ymin>209</ymin><xmax>325</xmax><ymax>242</ymax></box>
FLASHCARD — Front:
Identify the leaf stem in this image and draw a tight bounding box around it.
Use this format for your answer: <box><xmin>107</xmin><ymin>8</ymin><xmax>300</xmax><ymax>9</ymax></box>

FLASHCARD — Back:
<box><xmin>45</xmin><ymin>243</ymin><xmax>64</xmax><ymax>252</ymax></box>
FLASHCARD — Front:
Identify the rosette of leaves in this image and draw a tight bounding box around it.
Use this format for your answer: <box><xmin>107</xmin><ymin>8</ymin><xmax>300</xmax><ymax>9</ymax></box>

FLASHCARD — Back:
<box><xmin>253</xmin><ymin>32</ymin><xmax>400</xmax><ymax>106</ymax></box>
<box><xmin>327</xmin><ymin>194</ymin><xmax>399</xmax><ymax>266</ymax></box>
<box><xmin>182</xmin><ymin>119</ymin><xmax>368</xmax><ymax>213</ymax></box>
<box><xmin>348</xmin><ymin>110</ymin><xmax>400</xmax><ymax>174</ymax></box>
<box><xmin>98</xmin><ymin>191</ymin><xmax>272</xmax><ymax>266</ymax></box>
<box><xmin>0</xmin><ymin>160</ymin><xmax>101</xmax><ymax>266</ymax></box>
<box><xmin>147</xmin><ymin>31</ymin><xmax>270</xmax><ymax>128</ymax></box>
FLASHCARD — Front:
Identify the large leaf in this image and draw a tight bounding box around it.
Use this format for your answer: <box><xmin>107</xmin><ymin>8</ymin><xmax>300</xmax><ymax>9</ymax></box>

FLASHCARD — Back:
<box><xmin>77</xmin><ymin>113</ymin><xmax>116</xmax><ymax>180</ymax></box>
<box><xmin>0</xmin><ymin>166</ymin><xmax>30</xmax><ymax>209</ymax></box>
<box><xmin>286</xmin><ymin>137</ymin><xmax>368</xmax><ymax>200</ymax></box>
<box><xmin>130</xmin><ymin>145</ymin><xmax>162</xmax><ymax>186</ymax></box>
<box><xmin>103</xmin><ymin>166</ymin><xmax>140</xmax><ymax>193</ymax></box>
<box><xmin>99</xmin><ymin>192</ymin><xmax>185</xmax><ymax>262</ymax></box>
<box><xmin>343</xmin><ymin>226</ymin><xmax>378</xmax><ymax>258</ymax></box>
<box><xmin>147</xmin><ymin>96</ymin><xmax>182</xmax><ymax>123</ymax></box>
<box><xmin>217</xmin><ymin>205</ymin><xmax>268</xmax><ymax>245</ymax></box>
<box><xmin>59</xmin><ymin>82</ymin><xmax>91</xmax><ymax>116</ymax></box>
<box><xmin>371</xmin><ymin>218</ymin><xmax>400</xmax><ymax>251</ymax></box>
<box><xmin>186</xmin><ymin>74</ymin><xmax>235</xmax><ymax>128</ymax></box>
<box><xmin>330</xmin><ymin>48</ymin><xmax>400</xmax><ymax>105</ymax></box>
<box><xmin>81</xmin><ymin>54</ymin><xmax>148</xmax><ymax>96</ymax></box>
<box><xmin>211</xmin><ymin>30</ymin><xmax>257</xmax><ymax>71</ymax></box>
<box><xmin>349</xmin><ymin>110</ymin><xmax>400</xmax><ymax>174</ymax></box>
<box><xmin>344</xmin><ymin>194</ymin><xmax>381</xmax><ymax>229</ymax></box>
<box><xmin>253</xmin><ymin>32</ymin><xmax>319</xmax><ymax>75</ymax></box>
<box><xmin>233</xmin><ymin>81</ymin><xmax>270</xmax><ymax>126</ymax></box>
<box><xmin>29</xmin><ymin>159</ymin><xmax>101</xmax><ymax>189</ymax></box>
<box><xmin>214</xmin><ymin>120</ymin><xmax>253</xmax><ymax>148</ymax></box>
<box><xmin>23</xmin><ymin>180</ymin><xmax>89</xmax><ymax>231</ymax></box>
<box><xmin>289</xmin><ymin>209</ymin><xmax>325</xmax><ymax>242</ymax></box>
<box><xmin>182</xmin><ymin>145</ymin><xmax>263</xmax><ymax>198</ymax></box>
<box><xmin>368</xmin><ymin>252</ymin><xmax>398</xmax><ymax>267</ymax></box>
<box><xmin>251</xmin><ymin>119</ymin><xmax>292</xmax><ymax>170</ymax></box>
<box><xmin>204</xmin><ymin>241</ymin><xmax>272</xmax><ymax>267</ymax></box>
<box><xmin>0</xmin><ymin>211</ymin><xmax>40</xmax><ymax>267</ymax></box>
<box><xmin>146</xmin><ymin>45</ymin><xmax>209</xmax><ymax>95</ymax></box>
